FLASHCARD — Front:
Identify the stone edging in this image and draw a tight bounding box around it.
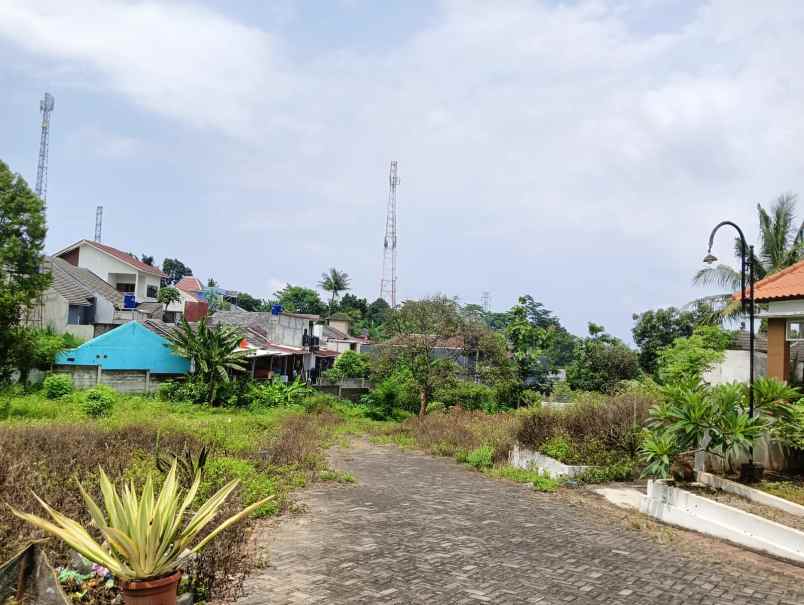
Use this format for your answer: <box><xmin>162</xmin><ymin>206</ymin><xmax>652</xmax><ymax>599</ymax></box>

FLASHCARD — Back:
<box><xmin>696</xmin><ymin>471</ymin><xmax>804</xmax><ymax>517</ymax></box>
<box><xmin>508</xmin><ymin>442</ymin><xmax>597</xmax><ymax>479</ymax></box>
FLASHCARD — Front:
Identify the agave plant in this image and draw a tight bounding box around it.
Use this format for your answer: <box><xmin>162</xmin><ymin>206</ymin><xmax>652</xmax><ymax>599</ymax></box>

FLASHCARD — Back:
<box><xmin>10</xmin><ymin>462</ymin><xmax>271</xmax><ymax>581</ymax></box>
<box><xmin>156</xmin><ymin>442</ymin><xmax>210</xmax><ymax>488</ymax></box>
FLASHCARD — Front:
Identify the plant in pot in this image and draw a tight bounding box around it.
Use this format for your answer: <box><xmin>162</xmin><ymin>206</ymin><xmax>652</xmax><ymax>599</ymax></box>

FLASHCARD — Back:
<box><xmin>10</xmin><ymin>461</ymin><xmax>272</xmax><ymax>605</ymax></box>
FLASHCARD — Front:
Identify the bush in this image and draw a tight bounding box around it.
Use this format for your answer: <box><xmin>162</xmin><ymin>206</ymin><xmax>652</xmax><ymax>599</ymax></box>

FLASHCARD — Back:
<box><xmin>435</xmin><ymin>381</ymin><xmax>494</xmax><ymax>411</ymax></box>
<box><xmin>80</xmin><ymin>384</ymin><xmax>116</xmax><ymax>417</ymax></box>
<box><xmin>361</xmin><ymin>369</ymin><xmax>420</xmax><ymax>419</ymax></box>
<box><xmin>158</xmin><ymin>378</ymin><xmax>210</xmax><ymax>404</ymax></box>
<box><xmin>464</xmin><ymin>445</ymin><xmax>494</xmax><ymax>469</ymax></box>
<box><xmin>42</xmin><ymin>373</ymin><xmax>73</xmax><ymax>399</ymax></box>
<box><xmin>248</xmin><ymin>378</ymin><xmax>312</xmax><ymax>409</ymax></box>
<box><xmin>656</xmin><ymin>326</ymin><xmax>732</xmax><ymax>384</ymax></box>
<box><xmin>322</xmin><ymin>350</ymin><xmax>370</xmax><ymax>382</ymax></box>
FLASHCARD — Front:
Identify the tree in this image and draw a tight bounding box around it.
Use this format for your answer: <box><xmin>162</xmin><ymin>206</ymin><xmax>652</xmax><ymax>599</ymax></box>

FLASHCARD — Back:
<box><xmin>236</xmin><ymin>292</ymin><xmax>264</xmax><ymax>312</ymax></box>
<box><xmin>157</xmin><ymin>286</ymin><xmax>182</xmax><ymax>313</ymax></box>
<box><xmin>338</xmin><ymin>293</ymin><xmax>368</xmax><ymax>317</ymax></box>
<box><xmin>166</xmin><ymin>317</ymin><xmax>248</xmax><ymax>405</ymax></box>
<box><xmin>566</xmin><ymin>323</ymin><xmax>640</xmax><ymax>393</ymax></box>
<box><xmin>367</xmin><ymin>298</ymin><xmax>391</xmax><ymax>324</ymax></box>
<box><xmin>141</xmin><ymin>254</ymin><xmax>154</xmax><ymax>266</ymax></box>
<box><xmin>693</xmin><ymin>193</ymin><xmax>804</xmax><ymax>320</ymax></box>
<box><xmin>207</xmin><ymin>278</ymin><xmax>218</xmax><ymax>288</ymax></box>
<box><xmin>272</xmin><ymin>284</ymin><xmax>326</xmax><ymax>316</ymax></box>
<box><xmin>656</xmin><ymin>326</ymin><xmax>733</xmax><ymax>384</ymax></box>
<box><xmin>162</xmin><ymin>258</ymin><xmax>193</xmax><ymax>286</ymax></box>
<box><xmin>506</xmin><ymin>297</ymin><xmax>554</xmax><ymax>391</ymax></box>
<box><xmin>632</xmin><ymin>304</ymin><xmax>714</xmax><ymax>375</ymax></box>
<box><xmin>0</xmin><ymin>160</ymin><xmax>50</xmax><ymax>383</ymax></box>
<box><xmin>318</xmin><ymin>268</ymin><xmax>351</xmax><ymax>310</ymax></box>
<box><xmin>382</xmin><ymin>295</ymin><xmax>465</xmax><ymax>416</ymax></box>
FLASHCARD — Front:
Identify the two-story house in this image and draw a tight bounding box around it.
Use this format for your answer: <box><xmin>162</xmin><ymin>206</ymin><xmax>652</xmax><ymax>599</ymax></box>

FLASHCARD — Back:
<box><xmin>54</xmin><ymin>240</ymin><xmax>166</xmax><ymax>303</ymax></box>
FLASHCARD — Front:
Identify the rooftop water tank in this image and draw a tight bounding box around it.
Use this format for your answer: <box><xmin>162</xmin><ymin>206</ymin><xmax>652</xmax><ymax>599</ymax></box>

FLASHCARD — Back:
<box><xmin>271</xmin><ymin>304</ymin><xmax>283</xmax><ymax>315</ymax></box>
<box><xmin>123</xmin><ymin>293</ymin><xmax>136</xmax><ymax>309</ymax></box>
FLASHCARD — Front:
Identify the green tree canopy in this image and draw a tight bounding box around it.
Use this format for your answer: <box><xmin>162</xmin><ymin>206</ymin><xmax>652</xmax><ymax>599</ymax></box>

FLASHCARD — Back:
<box><xmin>632</xmin><ymin>304</ymin><xmax>715</xmax><ymax>375</ymax></box>
<box><xmin>161</xmin><ymin>258</ymin><xmax>193</xmax><ymax>286</ymax></box>
<box><xmin>273</xmin><ymin>284</ymin><xmax>327</xmax><ymax>316</ymax></box>
<box><xmin>566</xmin><ymin>323</ymin><xmax>640</xmax><ymax>393</ymax></box>
<box><xmin>0</xmin><ymin>160</ymin><xmax>50</xmax><ymax>382</ymax></box>
<box><xmin>318</xmin><ymin>268</ymin><xmax>351</xmax><ymax>309</ymax></box>
<box><xmin>656</xmin><ymin>326</ymin><xmax>733</xmax><ymax>385</ymax></box>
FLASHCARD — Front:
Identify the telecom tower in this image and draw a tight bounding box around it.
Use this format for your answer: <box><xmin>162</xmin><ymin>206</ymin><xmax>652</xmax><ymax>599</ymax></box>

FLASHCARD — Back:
<box><xmin>35</xmin><ymin>92</ymin><xmax>55</xmax><ymax>201</ymax></box>
<box><xmin>380</xmin><ymin>161</ymin><xmax>399</xmax><ymax>307</ymax></box>
<box><xmin>481</xmin><ymin>291</ymin><xmax>491</xmax><ymax>313</ymax></box>
<box><xmin>95</xmin><ymin>205</ymin><xmax>104</xmax><ymax>242</ymax></box>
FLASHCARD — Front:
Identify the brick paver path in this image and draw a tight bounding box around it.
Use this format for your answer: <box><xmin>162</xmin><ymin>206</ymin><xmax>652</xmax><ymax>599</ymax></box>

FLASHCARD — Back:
<box><xmin>239</xmin><ymin>443</ymin><xmax>804</xmax><ymax>604</ymax></box>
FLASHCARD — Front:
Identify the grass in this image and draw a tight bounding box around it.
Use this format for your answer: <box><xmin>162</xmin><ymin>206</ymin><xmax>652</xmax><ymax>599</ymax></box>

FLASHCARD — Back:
<box><xmin>484</xmin><ymin>465</ymin><xmax>561</xmax><ymax>492</ymax></box>
<box><xmin>757</xmin><ymin>480</ymin><xmax>804</xmax><ymax>505</ymax></box>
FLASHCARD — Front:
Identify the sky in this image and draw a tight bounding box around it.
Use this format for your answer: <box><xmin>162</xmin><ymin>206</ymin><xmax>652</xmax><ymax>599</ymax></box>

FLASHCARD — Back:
<box><xmin>2</xmin><ymin>0</ymin><xmax>804</xmax><ymax>342</ymax></box>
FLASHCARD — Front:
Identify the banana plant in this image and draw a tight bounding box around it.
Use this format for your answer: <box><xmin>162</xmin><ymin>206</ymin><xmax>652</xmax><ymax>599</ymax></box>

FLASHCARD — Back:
<box><xmin>10</xmin><ymin>462</ymin><xmax>272</xmax><ymax>581</ymax></box>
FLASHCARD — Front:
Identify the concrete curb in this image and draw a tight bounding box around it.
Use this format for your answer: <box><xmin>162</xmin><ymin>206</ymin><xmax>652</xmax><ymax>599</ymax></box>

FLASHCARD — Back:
<box><xmin>640</xmin><ymin>480</ymin><xmax>804</xmax><ymax>564</ymax></box>
<box><xmin>508</xmin><ymin>443</ymin><xmax>597</xmax><ymax>479</ymax></box>
<box><xmin>696</xmin><ymin>471</ymin><xmax>804</xmax><ymax>517</ymax></box>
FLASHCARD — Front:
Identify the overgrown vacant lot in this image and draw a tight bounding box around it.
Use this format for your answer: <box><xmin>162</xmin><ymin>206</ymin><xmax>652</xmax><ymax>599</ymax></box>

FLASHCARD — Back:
<box><xmin>0</xmin><ymin>390</ymin><xmax>375</xmax><ymax>601</ymax></box>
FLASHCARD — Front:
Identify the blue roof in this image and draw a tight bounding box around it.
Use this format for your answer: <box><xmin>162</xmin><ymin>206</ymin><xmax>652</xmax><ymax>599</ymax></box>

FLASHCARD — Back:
<box><xmin>55</xmin><ymin>322</ymin><xmax>190</xmax><ymax>374</ymax></box>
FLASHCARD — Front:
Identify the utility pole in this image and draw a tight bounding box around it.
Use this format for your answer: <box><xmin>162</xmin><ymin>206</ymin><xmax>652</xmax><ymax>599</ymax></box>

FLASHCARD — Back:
<box><xmin>380</xmin><ymin>161</ymin><xmax>399</xmax><ymax>307</ymax></box>
<box><xmin>94</xmin><ymin>205</ymin><xmax>103</xmax><ymax>242</ymax></box>
<box><xmin>35</xmin><ymin>92</ymin><xmax>55</xmax><ymax>201</ymax></box>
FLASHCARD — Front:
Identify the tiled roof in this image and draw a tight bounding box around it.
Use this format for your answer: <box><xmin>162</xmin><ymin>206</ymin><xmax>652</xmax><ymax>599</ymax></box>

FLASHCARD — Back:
<box><xmin>175</xmin><ymin>276</ymin><xmax>204</xmax><ymax>292</ymax></box>
<box><xmin>58</xmin><ymin>240</ymin><xmax>165</xmax><ymax>277</ymax></box>
<box><xmin>743</xmin><ymin>259</ymin><xmax>804</xmax><ymax>302</ymax></box>
<box><xmin>49</xmin><ymin>256</ymin><xmax>123</xmax><ymax>307</ymax></box>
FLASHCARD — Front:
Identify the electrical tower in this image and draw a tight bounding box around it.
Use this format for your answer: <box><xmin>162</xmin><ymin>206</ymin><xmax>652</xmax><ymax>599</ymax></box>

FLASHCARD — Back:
<box><xmin>380</xmin><ymin>161</ymin><xmax>399</xmax><ymax>307</ymax></box>
<box><xmin>481</xmin><ymin>291</ymin><xmax>491</xmax><ymax>313</ymax></box>
<box><xmin>35</xmin><ymin>92</ymin><xmax>55</xmax><ymax>201</ymax></box>
<box><xmin>95</xmin><ymin>205</ymin><xmax>103</xmax><ymax>242</ymax></box>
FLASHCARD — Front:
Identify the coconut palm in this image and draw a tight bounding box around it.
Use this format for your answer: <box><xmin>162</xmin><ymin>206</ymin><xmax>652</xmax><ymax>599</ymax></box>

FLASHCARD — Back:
<box><xmin>318</xmin><ymin>267</ymin><xmax>351</xmax><ymax>310</ymax></box>
<box><xmin>167</xmin><ymin>317</ymin><xmax>248</xmax><ymax>405</ymax></box>
<box><xmin>692</xmin><ymin>193</ymin><xmax>804</xmax><ymax>321</ymax></box>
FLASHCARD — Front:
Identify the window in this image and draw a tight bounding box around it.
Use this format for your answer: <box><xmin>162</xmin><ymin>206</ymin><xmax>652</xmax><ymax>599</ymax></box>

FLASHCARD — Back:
<box><xmin>147</xmin><ymin>285</ymin><xmax>158</xmax><ymax>298</ymax></box>
<box><xmin>788</xmin><ymin>320</ymin><xmax>804</xmax><ymax>341</ymax></box>
<box><xmin>116</xmin><ymin>283</ymin><xmax>135</xmax><ymax>293</ymax></box>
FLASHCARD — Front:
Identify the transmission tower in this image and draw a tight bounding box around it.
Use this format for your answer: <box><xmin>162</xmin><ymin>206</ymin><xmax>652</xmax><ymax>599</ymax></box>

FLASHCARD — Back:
<box><xmin>379</xmin><ymin>161</ymin><xmax>399</xmax><ymax>307</ymax></box>
<box><xmin>94</xmin><ymin>205</ymin><xmax>103</xmax><ymax>242</ymax></box>
<box><xmin>35</xmin><ymin>92</ymin><xmax>55</xmax><ymax>201</ymax></box>
<box><xmin>481</xmin><ymin>291</ymin><xmax>491</xmax><ymax>313</ymax></box>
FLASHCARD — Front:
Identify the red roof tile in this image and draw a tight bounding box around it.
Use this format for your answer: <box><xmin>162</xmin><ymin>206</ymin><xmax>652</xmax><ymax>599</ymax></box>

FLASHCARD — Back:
<box><xmin>175</xmin><ymin>276</ymin><xmax>204</xmax><ymax>292</ymax></box>
<box><xmin>740</xmin><ymin>258</ymin><xmax>804</xmax><ymax>302</ymax></box>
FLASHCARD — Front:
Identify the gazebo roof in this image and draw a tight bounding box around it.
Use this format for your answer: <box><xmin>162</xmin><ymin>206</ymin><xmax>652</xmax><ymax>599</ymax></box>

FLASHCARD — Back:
<box><xmin>740</xmin><ymin>259</ymin><xmax>804</xmax><ymax>302</ymax></box>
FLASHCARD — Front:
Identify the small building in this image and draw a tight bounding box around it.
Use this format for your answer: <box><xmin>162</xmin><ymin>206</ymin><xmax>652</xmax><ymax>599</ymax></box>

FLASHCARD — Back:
<box><xmin>54</xmin><ymin>239</ymin><xmax>166</xmax><ymax>303</ymax></box>
<box><xmin>750</xmin><ymin>260</ymin><xmax>804</xmax><ymax>382</ymax></box>
<box><xmin>54</xmin><ymin>321</ymin><xmax>190</xmax><ymax>392</ymax></box>
<box><xmin>322</xmin><ymin>313</ymin><xmax>366</xmax><ymax>353</ymax></box>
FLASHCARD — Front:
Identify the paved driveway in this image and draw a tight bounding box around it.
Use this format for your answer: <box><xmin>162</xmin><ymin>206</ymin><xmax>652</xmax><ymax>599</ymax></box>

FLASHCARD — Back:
<box><xmin>239</xmin><ymin>443</ymin><xmax>804</xmax><ymax>605</ymax></box>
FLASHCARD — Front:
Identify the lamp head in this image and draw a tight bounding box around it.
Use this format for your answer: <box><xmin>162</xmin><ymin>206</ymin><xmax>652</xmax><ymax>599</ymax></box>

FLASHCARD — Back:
<box><xmin>703</xmin><ymin>252</ymin><xmax>718</xmax><ymax>265</ymax></box>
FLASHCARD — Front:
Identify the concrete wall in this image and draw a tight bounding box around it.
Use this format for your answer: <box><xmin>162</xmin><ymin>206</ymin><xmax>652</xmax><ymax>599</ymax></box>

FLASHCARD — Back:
<box><xmin>65</xmin><ymin>324</ymin><xmax>95</xmax><ymax>341</ymax></box>
<box><xmin>52</xmin><ymin>364</ymin><xmax>180</xmax><ymax>394</ymax></box>
<box><xmin>39</xmin><ymin>289</ymin><xmax>69</xmax><ymax>333</ymax></box>
<box><xmin>703</xmin><ymin>350</ymin><xmax>767</xmax><ymax>385</ymax></box>
<box><xmin>267</xmin><ymin>314</ymin><xmax>314</xmax><ymax>348</ymax></box>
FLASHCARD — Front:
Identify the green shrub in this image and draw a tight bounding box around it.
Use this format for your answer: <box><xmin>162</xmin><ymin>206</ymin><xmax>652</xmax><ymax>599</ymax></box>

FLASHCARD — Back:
<box><xmin>541</xmin><ymin>434</ymin><xmax>573</xmax><ymax>461</ymax></box>
<box><xmin>80</xmin><ymin>385</ymin><xmax>116</xmax><ymax>417</ymax></box>
<box><xmin>360</xmin><ymin>370</ymin><xmax>419</xmax><ymax>419</ymax></box>
<box><xmin>464</xmin><ymin>445</ymin><xmax>494</xmax><ymax>469</ymax></box>
<box><xmin>42</xmin><ymin>374</ymin><xmax>73</xmax><ymax>399</ymax></box>
<box><xmin>248</xmin><ymin>378</ymin><xmax>312</xmax><ymax>409</ymax></box>
<box><xmin>322</xmin><ymin>350</ymin><xmax>370</xmax><ymax>382</ymax></box>
<box><xmin>576</xmin><ymin>461</ymin><xmax>635</xmax><ymax>483</ymax></box>
<box><xmin>158</xmin><ymin>378</ymin><xmax>210</xmax><ymax>404</ymax></box>
<box><xmin>435</xmin><ymin>381</ymin><xmax>494</xmax><ymax>411</ymax></box>
<box><xmin>486</xmin><ymin>465</ymin><xmax>560</xmax><ymax>492</ymax></box>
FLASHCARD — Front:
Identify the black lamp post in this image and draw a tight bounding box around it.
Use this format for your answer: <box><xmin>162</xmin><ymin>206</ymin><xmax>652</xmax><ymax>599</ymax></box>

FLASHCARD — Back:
<box><xmin>704</xmin><ymin>221</ymin><xmax>759</xmax><ymax>475</ymax></box>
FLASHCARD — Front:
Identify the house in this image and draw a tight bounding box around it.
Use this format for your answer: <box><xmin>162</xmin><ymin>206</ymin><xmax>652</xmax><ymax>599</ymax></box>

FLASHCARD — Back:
<box><xmin>26</xmin><ymin>256</ymin><xmax>123</xmax><ymax>340</ymax></box>
<box><xmin>54</xmin><ymin>239</ymin><xmax>166</xmax><ymax>303</ymax></box>
<box><xmin>321</xmin><ymin>313</ymin><xmax>366</xmax><ymax>354</ymax></box>
<box><xmin>54</xmin><ymin>320</ymin><xmax>190</xmax><ymax>392</ymax></box>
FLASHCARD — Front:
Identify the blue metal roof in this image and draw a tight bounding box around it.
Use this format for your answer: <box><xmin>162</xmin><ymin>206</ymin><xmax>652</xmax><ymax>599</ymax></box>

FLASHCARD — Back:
<box><xmin>55</xmin><ymin>322</ymin><xmax>190</xmax><ymax>374</ymax></box>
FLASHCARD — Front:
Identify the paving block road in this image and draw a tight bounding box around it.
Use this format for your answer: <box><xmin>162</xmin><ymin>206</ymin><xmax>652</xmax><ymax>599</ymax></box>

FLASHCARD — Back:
<box><xmin>238</xmin><ymin>443</ymin><xmax>804</xmax><ymax>605</ymax></box>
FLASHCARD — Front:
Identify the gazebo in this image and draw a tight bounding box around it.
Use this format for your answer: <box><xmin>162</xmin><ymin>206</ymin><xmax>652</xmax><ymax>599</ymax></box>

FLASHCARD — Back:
<box><xmin>751</xmin><ymin>259</ymin><xmax>804</xmax><ymax>382</ymax></box>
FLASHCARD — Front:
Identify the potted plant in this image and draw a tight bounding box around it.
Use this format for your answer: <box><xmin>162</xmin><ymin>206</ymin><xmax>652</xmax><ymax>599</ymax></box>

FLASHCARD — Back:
<box><xmin>10</xmin><ymin>462</ymin><xmax>272</xmax><ymax>605</ymax></box>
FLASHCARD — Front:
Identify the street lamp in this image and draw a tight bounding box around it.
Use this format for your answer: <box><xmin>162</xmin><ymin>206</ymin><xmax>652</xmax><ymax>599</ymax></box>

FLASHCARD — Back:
<box><xmin>704</xmin><ymin>221</ymin><xmax>757</xmax><ymax>471</ymax></box>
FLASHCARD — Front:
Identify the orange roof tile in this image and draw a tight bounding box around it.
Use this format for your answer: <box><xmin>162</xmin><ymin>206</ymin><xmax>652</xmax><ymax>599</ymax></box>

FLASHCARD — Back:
<box><xmin>739</xmin><ymin>259</ymin><xmax>804</xmax><ymax>302</ymax></box>
<box><xmin>175</xmin><ymin>276</ymin><xmax>204</xmax><ymax>292</ymax></box>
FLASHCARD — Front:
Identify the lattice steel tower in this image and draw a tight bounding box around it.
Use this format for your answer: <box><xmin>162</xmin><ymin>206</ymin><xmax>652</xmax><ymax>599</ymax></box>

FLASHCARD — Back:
<box><xmin>95</xmin><ymin>205</ymin><xmax>104</xmax><ymax>242</ymax></box>
<box><xmin>35</xmin><ymin>92</ymin><xmax>55</xmax><ymax>201</ymax></box>
<box><xmin>380</xmin><ymin>161</ymin><xmax>399</xmax><ymax>307</ymax></box>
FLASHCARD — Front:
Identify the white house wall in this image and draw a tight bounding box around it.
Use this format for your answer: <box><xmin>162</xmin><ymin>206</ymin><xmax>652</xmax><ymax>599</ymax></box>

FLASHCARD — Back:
<box><xmin>73</xmin><ymin>243</ymin><xmax>158</xmax><ymax>302</ymax></box>
<box><xmin>137</xmin><ymin>274</ymin><xmax>162</xmax><ymax>302</ymax></box>
<box><xmin>762</xmin><ymin>300</ymin><xmax>804</xmax><ymax>318</ymax></box>
<box><xmin>40</xmin><ymin>290</ymin><xmax>69</xmax><ymax>333</ymax></box>
<box><xmin>703</xmin><ymin>350</ymin><xmax>768</xmax><ymax>385</ymax></box>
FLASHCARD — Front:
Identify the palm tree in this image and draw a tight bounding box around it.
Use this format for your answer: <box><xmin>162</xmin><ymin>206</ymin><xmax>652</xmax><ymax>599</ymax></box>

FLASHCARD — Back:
<box><xmin>318</xmin><ymin>268</ymin><xmax>351</xmax><ymax>310</ymax></box>
<box><xmin>167</xmin><ymin>317</ymin><xmax>248</xmax><ymax>405</ymax></box>
<box><xmin>692</xmin><ymin>193</ymin><xmax>804</xmax><ymax>320</ymax></box>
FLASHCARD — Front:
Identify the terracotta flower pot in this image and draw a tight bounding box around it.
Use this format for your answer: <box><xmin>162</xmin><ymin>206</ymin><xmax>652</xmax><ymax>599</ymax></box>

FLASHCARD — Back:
<box><xmin>121</xmin><ymin>571</ymin><xmax>181</xmax><ymax>605</ymax></box>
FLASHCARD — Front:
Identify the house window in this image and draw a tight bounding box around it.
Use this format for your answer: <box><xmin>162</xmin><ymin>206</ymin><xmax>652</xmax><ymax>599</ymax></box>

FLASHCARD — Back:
<box><xmin>116</xmin><ymin>283</ymin><xmax>135</xmax><ymax>293</ymax></box>
<box><xmin>147</xmin><ymin>285</ymin><xmax>158</xmax><ymax>298</ymax></box>
<box><xmin>787</xmin><ymin>320</ymin><xmax>804</xmax><ymax>341</ymax></box>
